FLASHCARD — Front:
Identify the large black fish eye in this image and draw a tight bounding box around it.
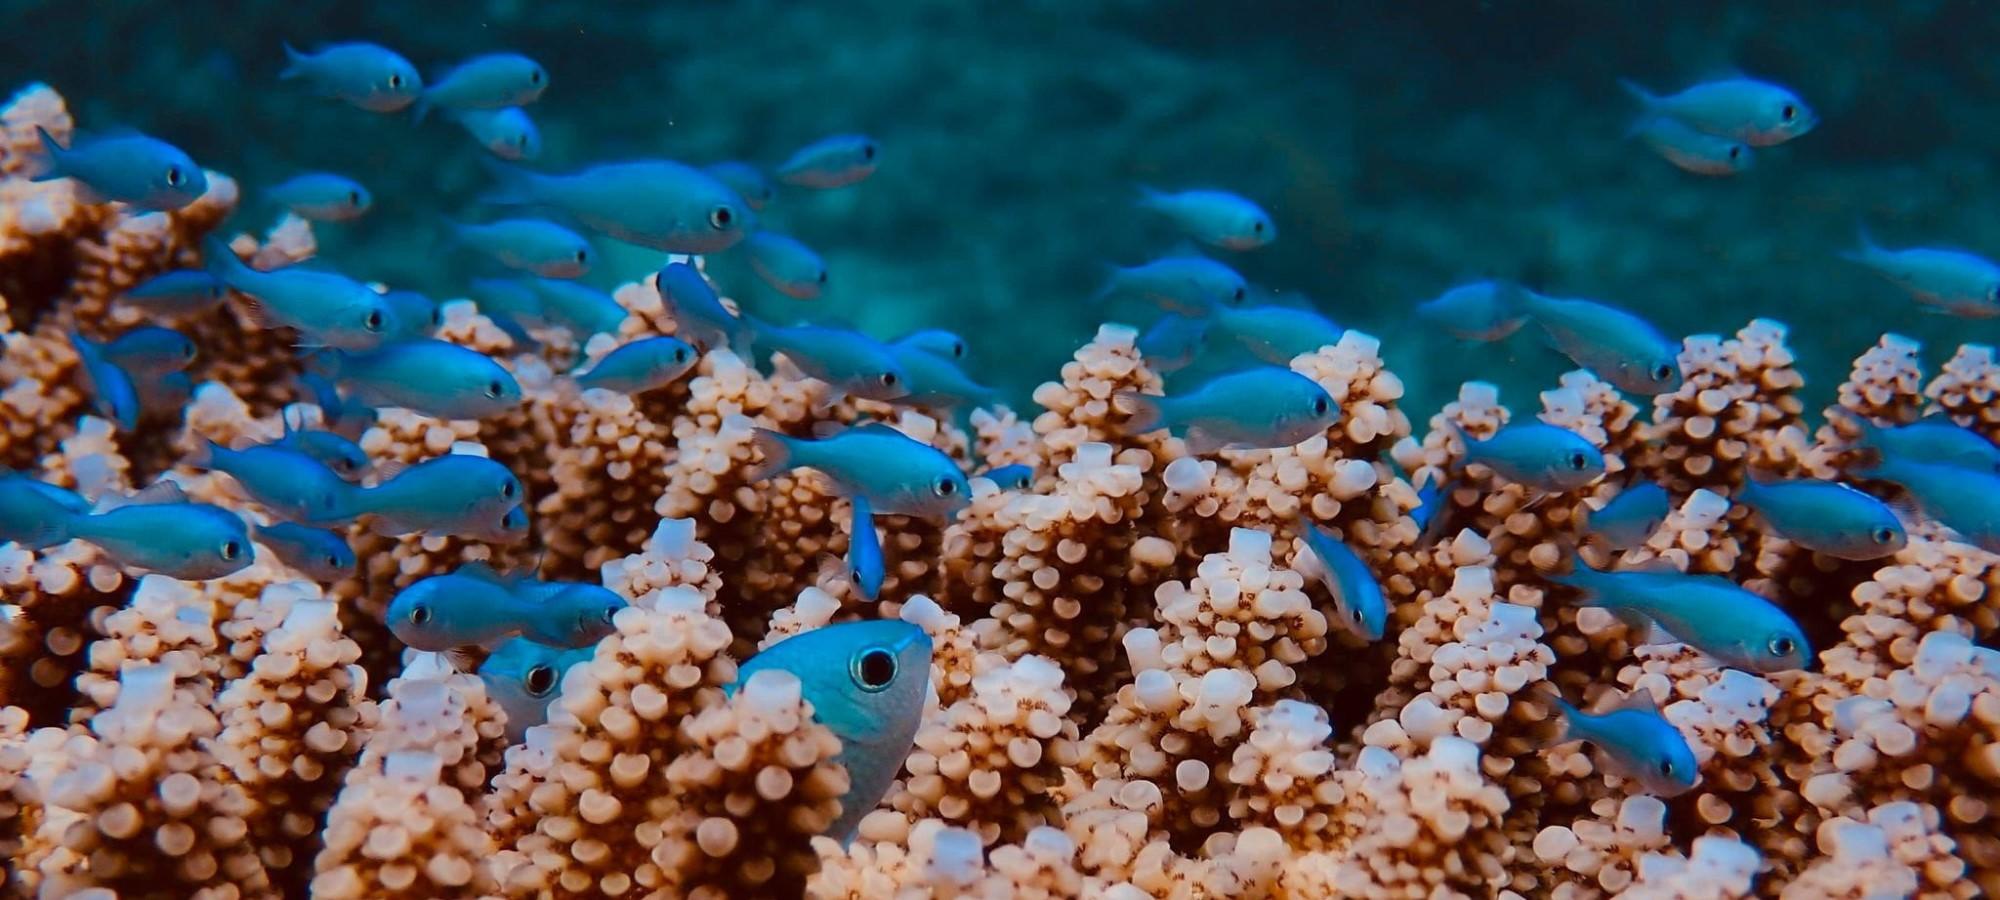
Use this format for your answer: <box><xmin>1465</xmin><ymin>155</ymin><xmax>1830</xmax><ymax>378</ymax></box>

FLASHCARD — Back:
<box><xmin>1349</xmin><ymin>606</ymin><xmax>1363</xmax><ymax>624</ymax></box>
<box><xmin>1872</xmin><ymin>526</ymin><xmax>1897</xmax><ymax>545</ymax></box>
<box><xmin>854</xmin><ymin>647</ymin><xmax>897</xmax><ymax>691</ymax></box>
<box><xmin>388</xmin><ymin>73</ymin><xmax>404</xmax><ymax>89</ymax></box>
<box><xmin>1769</xmin><ymin>636</ymin><xmax>1795</xmax><ymax>657</ymax></box>
<box><xmin>500</xmin><ymin>478</ymin><xmax>518</xmax><ymax>500</ymax></box>
<box><xmin>530</xmin><ymin>68</ymin><xmax>544</xmax><ymax>85</ymax></box>
<box><xmin>524</xmin><ymin>664</ymin><xmax>557</xmax><ymax>696</ymax></box>
<box><xmin>1727</xmin><ymin>146</ymin><xmax>1742</xmax><ymax>161</ymax></box>
<box><xmin>364</xmin><ymin>310</ymin><xmax>384</xmax><ymax>332</ymax></box>
<box><xmin>485</xmin><ymin>379</ymin><xmax>505</xmax><ymax>399</ymax></box>
<box><xmin>1253</xmin><ymin>220</ymin><xmax>1266</xmax><ymax>234</ymax></box>
<box><xmin>409</xmin><ymin>604</ymin><xmax>432</xmax><ymax>626</ymax></box>
<box><xmin>348</xmin><ymin>190</ymin><xmax>361</xmax><ymax>207</ymax></box>
<box><xmin>1568</xmin><ymin>451</ymin><xmax>1589</xmax><ymax>471</ymax></box>
<box><xmin>220</xmin><ymin>539</ymin><xmax>242</xmax><ymax>560</ymax></box>
<box><xmin>879</xmin><ymin>371</ymin><xmax>899</xmax><ymax>387</ymax></box>
<box><xmin>325</xmin><ymin>554</ymin><xmax>343</xmax><ymax>569</ymax></box>
<box><xmin>165</xmin><ymin>166</ymin><xmax>184</xmax><ymax>187</ymax></box>
<box><xmin>600</xmin><ymin>604</ymin><xmax>619</xmax><ymax>624</ymax></box>
<box><xmin>708</xmin><ymin>206</ymin><xmax>733</xmax><ymax>230</ymax></box>
<box><xmin>673</xmin><ymin>346</ymin><xmax>691</xmax><ymax>364</ymax></box>
<box><xmin>817</xmin><ymin>270</ymin><xmax>829</xmax><ymax>284</ymax></box>
<box><xmin>1312</xmin><ymin>396</ymin><xmax>1330</xmax><ymax>416</ymax></box>
<box><xmin>574</xmin><ymin>249</ymin><xmax>589</xmax><ymax>265</ymax></box>
<box><xmin>516</xmin><ymin>134</ymin><xmax>530</xmax><ymax>150</ymax></box>
<box><xmin>1781</xmin><ymin>104</ymin><xmax>1796</xmax><ymax>122</ymax></box>
<box><xmin>1652</xmin><ymin>363</ymin><xmax>1675</xmax><ymax>382</ymax></box>
<box><xmin>1658</xmin><ymin>759</ymin><xmax>1675</xmax><ymax>777</ymax></box>
<box><xmin>934</xmin><ymin>477</ymin><xmax>957</xmax><ymax>497</ymax></box>
<box><xmin>431</xmin><ymin>307</ymin><xmax>444</xmax><ymax>327</ymax></box>
<box><xmin>862</xmin><ymin>143</ymin><xmax>877</xmax><ymax>162</ymax></box>
<box><xmin>951</xmin><ymin>340</ymin><xmax>966</xmax><ymax>359</ymax></box>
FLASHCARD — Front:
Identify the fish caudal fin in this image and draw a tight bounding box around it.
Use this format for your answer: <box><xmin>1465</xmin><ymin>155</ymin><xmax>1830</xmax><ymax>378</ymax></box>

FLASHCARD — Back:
<box><xmin>1616</xmin><ymin>78</ymin><xmax>1661</xmax><ymax>111</ymax></box>
<box><xmin>475</xmin><ymin>155</ymin><xmax>538</xmax><ymax>206</ymax></box>
<box><xmin>279</xmin><ymin>42</ymin><xmax>306</xmax><ymax>80</ymax></box>
<box><xmin>27</xmin><ymin>127</ymin><xmax>65</xmax><ymax>181</ymax></box>
<box><xmin>1114</xmin><ymin>391</ymin><xmax>1167</xmax><ymax>435</ymax></box>
<box><xmin>1524</xmin><ymin>683</ymin><xmax>1577</xmax><ymax>751</ymax></box>
<box><xmin>744</xmin><ymin>428</ymin><xmax>794</xmax><ymax>482</ymax></box>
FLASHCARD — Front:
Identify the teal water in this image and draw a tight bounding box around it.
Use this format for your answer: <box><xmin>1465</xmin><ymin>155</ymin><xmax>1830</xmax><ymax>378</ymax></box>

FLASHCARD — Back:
<box><xmin>6</xmin><ymin>1</ymin><xmax>1996</xmax><ymax>414</ymax></box>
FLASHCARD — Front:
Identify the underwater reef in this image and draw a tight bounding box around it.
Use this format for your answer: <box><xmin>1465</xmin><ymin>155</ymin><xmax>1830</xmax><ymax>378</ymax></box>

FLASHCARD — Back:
<box><xmin>0</xmin><ymin>73</ymin><xmax>1997</xmax><ymax>900</ymax></box>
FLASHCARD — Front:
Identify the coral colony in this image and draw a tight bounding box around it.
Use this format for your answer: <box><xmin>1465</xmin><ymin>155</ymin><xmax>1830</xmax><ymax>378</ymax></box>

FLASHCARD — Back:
<box><xmin>0</xmin><ymin>76</ymin><xmax>1997</xmax><ymax>900</ymax></box>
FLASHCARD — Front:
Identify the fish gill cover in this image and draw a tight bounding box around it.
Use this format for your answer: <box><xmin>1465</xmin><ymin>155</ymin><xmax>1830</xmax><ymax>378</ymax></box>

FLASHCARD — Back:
<box><xmin>0</xmin><ymin>2</ymin><xmax>1997</xmax><ymax>898</ymax></box>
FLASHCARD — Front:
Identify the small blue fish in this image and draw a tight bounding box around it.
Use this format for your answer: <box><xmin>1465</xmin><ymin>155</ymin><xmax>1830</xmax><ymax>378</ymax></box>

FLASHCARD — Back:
<box><xmin>1138</xmin><ymin>186</ymin><xmax>1275</xmax><ymax>251</ymax></box>
<box><xmin>573</xmin><ymin>337</ymin><xmax>698</xmax><ymax>394</ymax></box>
<box><xmin>844</xmin><ymin>496</ymin><xmax>885</xmax><ymax>602</ymax></box>
<box><xmin>416</xmin><ymin>53</ymin><xmax>547</xmax><ymax>121</ymax></box>
<box><xmin>0</xmin><ymin>474</ymin><xmax>89</xmax><ymax>549</ymax></box>
<box><xmin>1620</xmin><ymin>77</ymin><xmax>1816</xmax><ymax>147</ymax></box>
<box><xmin>482</xmin><ymin>159</ymin><xmax>753</xmax><ymax>254</ymax></box>
<box><xmin>1858</xmin><ymin>455</ymin><xmax>2000</xmax><ymax>553</ymax></box>
<box><xmin>745</xmin><ymin>231</ymin><xmax>828</xmax><ymax>300</ymax></box>
<box><xmin>1586</xmin><ymin>482</ymin><xmax>1670</xmax><ymax>552</ymax></box>
<box><xmin>1095</xmin><ymin>256</ymin><xmax>1248</xmax><ymax>316</ymax></box>
<box><xmin>523</xmin><ymin>277</ymin><xmax>627</xmax><ymax>336</ymax></box>
<box><xmin>468</xmin><ymin>277</ymin><xmax>545</xmax><ymax>325</ymax></box>
<box><xmin>100</xmin><ymin>326</ymin><xmax>196</xmax><ymax>375</ymax></box>
<box><xmin>745</xmin><ymin>318</ymin><xmax>909</xmax><ymax>401</ymax></box>
<box><xmin>134</xmin><ymin>371</ymin><xmax>193</xmax><ymax>421</ymax></box>
<box><xmin>1737</xmin><ymin>477</ymin><xmax>1906</xmax><ymax>560</ymax></box>
<box><xmin>1451</xmin><ymin>421</ymin><xmax>1605</xmax><ymax>492</ymax></box>
<box><xmin>730</xmin><ymin>619</ymin><xmax>932</xmax><ymax>843</ymax></box>
<box><xmin>380</xmin><ymin>289</ymin><xmax>441</xmax><ymax>341</ymax></box>
<box><xmin>268</xmin><ymin>173</ymin><xmax>371</xmax><ymax>222</ymax></box>
<box><xmin>454</xmin><ymin>107</ymin><xmax>541</xmax><ymax>161</ymax></box>
<box><xmin>702</xmin><ymin>161</ymin><xmax>775</xmax><ymax>211</ymax></box>
<box><xmin>450</xmin><ymin>219</ymin><xmax>592</xmax><ymax>278</ymax></box>
<box><xmin>1410</xmin><ymin>473</ymin><xmax>1445</xmax><ymax>538</ymax></box>
<box><xmin>749</xmin><ymin>423</ymin><xmax>972</xmax><ymax>522</ymax></box>
<box><xmin>775</xmin><ymin>134</ymin><xmax>879</xmax><ymax>189</ymax></box>
<box><xmin>1297</xmin><ymin>519</ymin><xmax>1388</xmax><ymax>641</ymax></box>
<box><xmin>1138</xmin><ymin>313</ymin><xmax>1210</xmax><ymax>374</ymax></box>
<box><xmin>1117</xmin><ymin>366</ymin><xmax>1338</xmax><ymax>455</ymax></box>
<box><xmin>66</xmin><ymin>487</ymin><xmax>252</xmax><ymax>581</ymax></box>
<box><xmin>1843</xmin><ymin>229</ymin><xmax>2000</xmax><ymax>319</ymax></box>
<box><xmin>1212</xmin><ymin>303</ymin><xmax>1342</xmax><ymax>365</ymax></box>
<box><xmin>654</xmin><ymin>262</ymin><xmax>751</xmax><ymax>352</ymax></box>
<box><xmin>892</xmin><ymin>328</ymin><xmax>967</xmax><ymax>361</ymax></box>
<box><xmin>300</xmin><ymin>372</ymin><xmax>377</xmax><ymax>441</ymax></box>
<box><xmin>195</xmin><ymin>440</ymin><xmax>354</xmax><ymax>523</ymax></box>
<box><xmin>984</xmin><ymin>464</ymin><xmax>1034</xmax><ymax>492</ymax></box>
<box><xmin>281</xmin><ymin>42</ymin><xmax>422</xmax><ymax>113</ymax></box>
<box><xmin>1415</xmin><ymin>281</ymin><xmax>1529</xmax><ymax>342</ymax></box>
<box><xmin>1518</xmin><ymin>291</ymin><xmax>1682</xmax><ymax>395</ymax></box>
<box><xmin>886</xmin><ymin>342</ymin><xmax>993</xmax><ymax>412</ymax></box>
<box><xmin>203</xmin><ymin>237</ymin><xmax>397</xmax><ymax>350</ymax></box>
<box><xmin>326</xmin><ymin>453</ymin><xmax>525</xmax><ymax>542</ymax></box>
<box><xmin>1549</xmin><ymin>560</ymin><xmax>1812</xmax><ymax>673</ymax></box>
<box><xmin>478</xmin><ymin>636</ymin><xmax>594</xmax><ymax>741</ymax></box>
<box><xmin>68</xmin><ymin>332</ymin><xmax>140</xmax><ymax>431</ymax></box>
<box><xmin>319</xmin><ymin>339</ymin><xmax>521</xmax><ymax>420</ymax></box>
<box><xmin>270</xmin><ymin>421</ymin><xmax>370</xmax><ymax>480</ymax></box>
<box><xmin>387</xmin><ymin>570</ymin><xmax>530</xmax><ymax>650</ymax></box>
<box><xmin>254</xmin><ymin>521</ymin><xmax>355</xmax><ymax>582</ymax></box>
<box><xmin>1836</xmin><ymin>408</ymin><xmax>2000</xmax><ymax>474</ymax></box>
<box><xmin>32</xmin><ymin>128</ymin><xmax>206</xmax><ymax>211</ymax></box>
<box><xmin>121</xmin><ymin>270</ymin><xmax>228</xmax><ymax>316</ymax></box>
<box><xmin>1632</xmin><ymin>116</ymin><xmax>1754</xmax><ymax>176</ymax></box>
<box><xmin>514</xmin><ymin>581</ymin><xmax>627</xmax><ymax>648</ymax></box>
<box><xmin>1535</xmin><ymin>687</ymin><xmax>1699</xmax><ymax>797</ymax></box>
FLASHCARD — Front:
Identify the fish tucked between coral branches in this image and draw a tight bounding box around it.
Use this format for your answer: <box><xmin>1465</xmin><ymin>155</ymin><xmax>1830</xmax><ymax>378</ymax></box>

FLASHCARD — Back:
<box><xmin>1517</xmin><ymin>290</ymin><xmax>1682</xmax><ymax>396</ymax></box>
<box><xmin>1836</xmin><ymin>408</ymin><xmax>2000</xmax><ymax>474</ymax></box>
<box><xmin>1736</xmin><ymin>476</ymin><xmax>1906</xmax><ymax>560</ymax></box>
<box><xmin>32</xmin><ymin>127</ymin><xmax>207</xmax><ymax>211</ymax></box>
<box><xmin>1533</xmin><ymin>685</ymin><xmax>1699</xmax><ymax>797</ymax></box>
<box><xmin>67</xmin><ymin>332</ymin><xmax>141</xmax><ymax>430</ymax></box>
<box><xmin>1296</xmin><ymin>518</ymin><xmax>1389</xmax><ymax>641</ymax></box>
<box><xmin>748</xmin><ymin>423</ymin><xmax>971</xmax><ymax>522</ymax></box>
<box><xmin>253</xmin><ymin>521</ymin><xmax>355</xmax><ymax>582</ymax></box>
<box><xmin>1117</xmin><ymin>366</ymin><xmax>1339</xmax><ymax>455</ymax></box>
<box><xmin>479</xmin><ymin>636</ymin><xmax>595</xmax><ymax>742</ymax></box>
<box><xmin>573</xmin><ymin>337</ymin><xmax>698</xmax><ymax>395</ymax></box>
<box><xmin>1450</xmin><ymin>420</ymin><xmax>1605</xmax><ymax>492</ymax></box>
<box><xmin>99</xmin><ymin>326</ymin><xmax>197</xmax><ymax>375</ymax></box>
<box><xmin>316</xmin><ymin>338</ymin><xmax>522</xmax><ymax>421</ymax></box>
<box><xmin>1211</xmin><ymin>302</ymin><xmax>1342</xmax><ymax>365</ymax></box>
<box><xmin>203</xmin><ymin>237</ymin><xmax>399</xmax><ymax>351</ymax></box>
<box><xmin>1584</xmin><ymin>481</ymin><xmax>1670</xmax><ymax>552</ymax></box>
<box><xmin>654</xmin><ymin>261</ymin><xmax>753</xmax><ymax>352</ymax></box>
<box><xmin>1546</xmin><ymin>559</ymin><xmax>1813</xmax><ymax>673</ymax></box>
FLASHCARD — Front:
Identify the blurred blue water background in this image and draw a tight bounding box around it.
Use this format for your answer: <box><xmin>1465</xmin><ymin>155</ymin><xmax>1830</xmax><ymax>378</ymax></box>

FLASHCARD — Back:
<box><xmin>4</xmin><ymin>0</ymin><xmax>1996</xmax><ymax>417</ymax></box>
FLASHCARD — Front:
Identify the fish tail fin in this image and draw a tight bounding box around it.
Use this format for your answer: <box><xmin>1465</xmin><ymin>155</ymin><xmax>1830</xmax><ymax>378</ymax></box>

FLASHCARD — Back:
<box><xmin>1826</xmin><ymin>407</ymin><xmax>1889</xmax><ymax>472</ymax></box>
<box><xmin>410</xmin><ymin>93</ymin><xmax>433</xmax><ymax>124</ymax></box>
<box><xmin>27</xmin><ymin>127</ymin><xmax>65</xmax><ymax>181</ymax></box>
<box><xmin>201</xmin><ymin>235</ymin><xmax>253</xmax><ymax>288</ymax></box>
<box><xmin>190</xmin><ymin>438</ymin><xmax>224</xmax><ymax>471</ymax></box>
<box><xmin>1617</xmin><ymin>78</ymin><xmax>1661</xmax><ymax>111</ymax></box>
<box><xmin>1089</xmin><ymin>264</ymin><xmax>1123</xmax><ymax>305</ymax></box>
<box><xmin>279</xmin><ymin>42</ymin><xmax>307</xmax><ymax>80</ymax></box>
<box><xmin>744</xmin><ymin>428</ymin><xmax>796</xmax><ymax>482</ymax></box>
<box><xmin>1525</xmin><ymin>683</ymin><xmax>1579</xmax><ymax>750</ymax></box>
<box><xmin>1114</xmin><ymin>391</ymin><xmax>1167</xmax><ymax>435</ymax></box>
<box><xmin>1134</xmin><ymin>183</ymin><xmax>1168</xmax><ymax>212</ymax></box>
<box><xmin>1841</xmin><ymin>222</ymin><xmax>1882</xmax><ymax>265</ymax></box>
<box><xmin>476</xmin><ymin>156</ymin><xmax>539</xmax><ymax>206</ymax></box>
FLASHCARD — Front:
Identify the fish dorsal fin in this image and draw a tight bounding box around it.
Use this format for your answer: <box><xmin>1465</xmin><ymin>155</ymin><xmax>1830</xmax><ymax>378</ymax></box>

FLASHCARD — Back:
<box><xmin>1600</xmin><ymin>688</ymin><xmax>1663</xmax><ymax>717</ymax></box>
<box><xmin>456</xmin><ymin>561</ymin><xmax>514</xmax><ymax>587</ymax></box>
<box><xmin>101</xmin><ymin>479</ymin><xmax>188</xmax><ymax>510</ymax></box>
<box><xmin>1618</xmin><ymin>556</ymin><xmax>1681</xmax><ymax>575</ymax></box>
<box><xmin>812</xmin><ymin>420</ymin><xmax>899</xmax><ymax>441</ymax></box>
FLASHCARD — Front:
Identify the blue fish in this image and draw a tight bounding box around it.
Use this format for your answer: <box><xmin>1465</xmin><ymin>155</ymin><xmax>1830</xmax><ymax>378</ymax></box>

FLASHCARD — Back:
<box><xmin>134</xmin><ymin>371</ymin><xmax>193</xmax><ymax>421</ymax></box>
<box><xmin>416</xmin><ymin>53</ymin><xmax>547</xmax><ymax>121</ymax></box>
<box><xmin>327</xmin><ymin>453</ymin><xmax>526</xmax><ymax>542</ymax></box>
<box><xmin>1409</xmin><ymin>472</ymin><xmax>1445</xmax><ymax>538</ymax></box>
<box><xmin>68</xmin><ymin>332</ymin><xmax>140</xmax><ymax>430</ymax></box>
<box><xmin>100</xmin><ymin>326</ymin><xmax>197</xmax><ymax>375</ymax></box>
<box><xmin>1297</xmin><ymin>519</ymin><xmax>1389</xmax><ymax>641</ymax></box>
<box><xmin>380</xmin><ymin>289</ymin><xmax>441</xmax><ymax>341</ymax></box>
<box><xmin>1836</xmin><ymin>408</ymin><xmax>2000</xmax><ymax>474</ymax></box>
<box><xmin>1212</xmin><ymin>303</ymin><xmax>1342</xmax><ymax>365</ymax></box>
<box><xmin>268</xmin><ymin>173</ymin><xmax>371</xmax><ymax>222</ymax></box>
<box><xmin>281</xmin><ymin>42</ymin><xmax>422</xmax><ymax>113</ymax></box>
<box><xmin>1619</xmin><ymin>77</ymin><xmax>1816</xmax><ymax>147</ymax></box>
<box><xmin>730</xmin><ymin>620</ymin><xmax>931</xmax><ymax>843</ymax></box>
<box><xmin>1737</xmin><ymin>477</ymin><xmax>1906</xmax><ymax>560</ymax></box>
<box><xmin>1451</xmin><ymin>421</ymin><xmax>1605</xmax><ymax>492</ymax></box>
<box><xmin>1549</xmin><ymin>560</ymin><xmax>1812</xmax><ymax>673</ymax></box>
<box><xmin>745</xmin><ymin>318</ymin><xmax>909</xmax><ymax>401</ymax></box>
<box><xmin>1096</xmin><ymin>256</ymin><xmax>1248</xmax><ymax>316</ymax></box>
<box><xmin>468</xmin><ymin>277</ymin><xmax>545</xmax><ymax>326</ymax></box>
<box><xmin>1535</xmin><ymin>687</ymin><xmax>1699</xmax><ymax>797</ymax></box>
<box><xmin>845</xmin><ymin>495</ymin><xmax>885</xmax><ymax>601</ymax></box>
<box><xmin>573</xmin><ymin>337</ymin><xmax>698</xmax><ymax>394</ymax></box>
<box><xmin>654</xmin><ymin>262</ymin><xmax>754</xmax><ymax>352</ymax></box>
<box><xmin>253</xmin><ymin>521</ymin><xmax>355</xmax><ymax>582</ymax></box>
<box><xmin>1138</xmin><ymin>313</ymin><xmax>1210</xmax><ymax>374</ymax></box>
<box><xmin>1118</xmin><ymin>366</ymin><xmax>1338</xmax><ymax>455</ymax></box>
<box><xmin>745</xmin><ymin>231</ymin><xmax>828</xmax><ymax>300</ymax></box>
<box><xmin>891</xmin><ymin>328</ymin><xmax>967</xmax><ymax>361</ymax></box>
<box><xmin>121</xmin><ymin>270</ymin><xmax>228</xmax><ymax>316</ymax></box>
<box><xmin>65</xmin><ymin>485</ymin><xmax>252</xmax><ymax>581</ymax></box>
<box><xmin>1842</xmin><ymin>229</ymin><xmax>2000</xmax><ymax>319</ymax></box>
<box><xmin>1586</xmin><ymin>481</ymin><xmax>1670</xmax><ymax>552</ymax></box>
<box><xmin>1632</xmin><ymin>115</ymin><xmax>1754</xmax><ymax>176</ymax></box>
<box><xmin>203</xmin><ymin>237</ymin><xmax>397</xmax><ymax>350</ymax></box>
<box><xmin>319</xmin><ymin>339</ymin><xmax>522</xmax><ymax>420</ymax></box>
<box><xmin>478</xmin><ymin>636</ymin><xmax>594</xmax><ymax>741</ymax></box>
<box><xmin>702</xmin><ymin>161</ymin><xmax>775</xmax><ymax>211</ymax></box>
<box><xmin>271</xmin><ymin>420</ymin><xmax>370</xmax><ymax>480</ymax></box>
<box><xmin>454</xmin><ymin>107</ymin><xmax>541</xmax><ymax>161</ymax></box>
<box><xmin>522</xmin><ymin>277</ymin><xmax>627</xmax><ymax>337</ymax></box>
<box><xmin>300</xmin><ymin>372</ymin><xmax>377</xmax><ymax>441</ymax></box>
<box><xmin>387</xmin><ymin>569</ymin><xmax>532</xmax><ymax>650</ymax></box>
<box><xmin>886</xmin><ymin>342</ymin><xmax>993</xmax><ymax>412</ymax></box>
<box><xmin>482</xmin><ymin>159</ymin><xmax>754</xmax><ymax>254</ymax></box>
<box><xmin>195</xmin><ymin>440</ymin><xmax>354</xmax><ymax>523</ymax></box>
<box><xmin>983</xmin><ymin>464</ymin><xmax>1035</xmax><ymax>492</ymax></box>
<box><xmin>1138</xmin><ymin>186</ymin><xmax>1275</xmax><ymax>251</ymax></box>
<box><xmin>1415</xmin><ymin>281</ymin><xmax>1529</xmax><ymax>342</ymax></box>
<box><xmin>749</xmin><ymin>423</ymin><xmax>971</xmax><ymax>522</ymax></box>
<box><xmin>0</xmin><ymin>474</ymin><xmax>90</xmax><ymax>549</ymax></box>
<box><xmin>1858</xmin><ymin>455</ymin><xmax>2000</xmax><ymax>553</ymax></box>
<box><xmin>517</xmin><ymin>582</ymin><xmax>627</xmax><ymax>648</ymax></box>
<box><xmin>449</xmin><ymin>219</ymin><xmax>593</xmax><ymax>278</ymax></box>
<box><xmin>1518</xmin><ymin>291</ymin><xmax>1682</xmax><ymax>396</ymax></box>
<box><xmin>775</xmin><ymin>134</ymin><xmax>879</xmax><ymax>189</ymax></box>
<box><xmin>32</xmin><ymin>128</ymin><xmax>207</xmax><ymax>211</ymax></box>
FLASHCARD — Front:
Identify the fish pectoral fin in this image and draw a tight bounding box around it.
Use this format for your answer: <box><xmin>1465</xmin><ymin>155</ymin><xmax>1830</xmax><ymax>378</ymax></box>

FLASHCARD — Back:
<box><xmin>1182</xmin><ymin>427</ymin><xmax>1225</xmax><ymax>456</ymax></box>
<box><xmin>442</xmin><ymin>646</ymin><xmax>484</xmax><ymax>673</ymax></box>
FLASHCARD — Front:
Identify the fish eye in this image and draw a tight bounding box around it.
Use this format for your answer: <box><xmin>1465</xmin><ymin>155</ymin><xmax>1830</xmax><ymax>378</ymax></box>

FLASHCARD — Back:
<box><xmin>325</xmin><ymin>554</ymin><xmax>343</xmax><ymax>569</ymax></box>
<box><xmin>388</xmin><ymin>73</ymin><xmax>404</xmax><ymax>89</ymax></box>
<box><xmin>485</xmin><ymin>380</ymin><xmax>505</xmax><ymax>399</ymax></box>
<box><xmin>409</xmin><ymin>604</ymin><xmax>432</xmax><ymax>626</ymax></box>
<box><xmin>852</xmin><ymin>647</ymin><xmax>897</xmax><ymax>691</ymax></box>
<box><xmin>673</xmin><ymin>346</ymin><xmax>690</xmax><ymax>364</ymax></box>
<box><xmin>708</xmin><ymin>205</ymin><xmax>733</xmax><ymax>230</ymax></box>
<box><xmin>1781</xmin><ymin>104</ymin><xmax>1796</xmax><ymax>122</ymax></box>
<box><xmin>500</xmin><ymin>479</ymin><xmax>518</xmax><ymax>500</ymax></box>
<box><xmin>530</xmin><ymin>68</ymin><xmax>544</xmax><ymax>85</ymax></box>
<box><xmin>862</xmin><ymin>143</ymin><xmax>877</xmax><ymax>162</ymax></box>
<box><xmin>1568</xmin><ymin>451</ymin><xmax>1589</xmax><ymax>471</ymax></box>
<box><xmin>1658</xmin><ymin>759</ymin><xmax>1676</xmax><ymax>777</ymax></box>
<box><xmin>1253</xmin><ymin>220</ymin><xmax>1266</xmax><ymax>234</ymax></box>
<box><xmin>364</xmin><ymin>310</ymin><xmax>384</xmax><ymax>332</ymax></box>
<box><xmin>1652</xmin><ymin>363</ymin><xmax>1674</xmax><ymax>382</ymax></box>
<box><xmin>347</xmin><ymin>190</ymin><xmax>361</xmax><ymax>207</ymax></box>
<box><xmin>516</xmin><ymin>134</ymin><xmax>530</xmax><ymax>149</ymax></box>
<box><xmin>600</xmin><ymin>604</ymin><xmax>619</xmax><ymax>624</ymax></box>
<box><xmin>817</xmin><ymin>270</ymin><xmax>829</xmax><ymax>284</ymax></box>
<box><xmin>1872</xmin><ymin>526</ymin><xmax>1898</xmax><ymax>545</ymax></box>
<box><xmin>1728</xmin><ymin>146</ymin><xmax>1742</xmax><ymax>161</ymax></box>
<box><xmin>879</xmin><ymin>372</ymin><xmax>899</xmax><ymax>387</ymax></box>
<box><xmin>933</xmin><ymin>476</ymin><xmax>957</xmax><ymax>497</ymax></box>
<box><xmin>220</xmin><ymin>539</ymin><xmax>242</xmax><ymax>560</ymax></box>
<box><xmin>165</xmin><ymin>166</ymin><xmax>184</xmax><ymax>187</ymax></box>
<box><xmin>952</xmin><ymin>341</ymin><xmax>966</xmax><ymax>359</ymax></box>
<box><xmin>1312</xmin><ymin>396</ymin><xmax>1330</xmax><ymax>416</ymax></box>
<box><xmin>524</xmin><ymin>664</ymin><xmax>557</xmax><ymax>697</ymax></box>
<box><xmin>574</xmin><ymin>249</ymin><xmax>588</xmax><ymax>265</ymax></box>
<box><xmin>1768</xmin><ymin>635</ymin><xmax>1795</xmax><ymax>657</ymax></box>
<box><xmin>431</xmin><ymin>308</ymin><xmax>444</xmax><ymax>327</ymax></box>
<box><xmin>1349</xmin><ymin>606</ymin><xmax>1363</xmax><ymax>624</ymax></box>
